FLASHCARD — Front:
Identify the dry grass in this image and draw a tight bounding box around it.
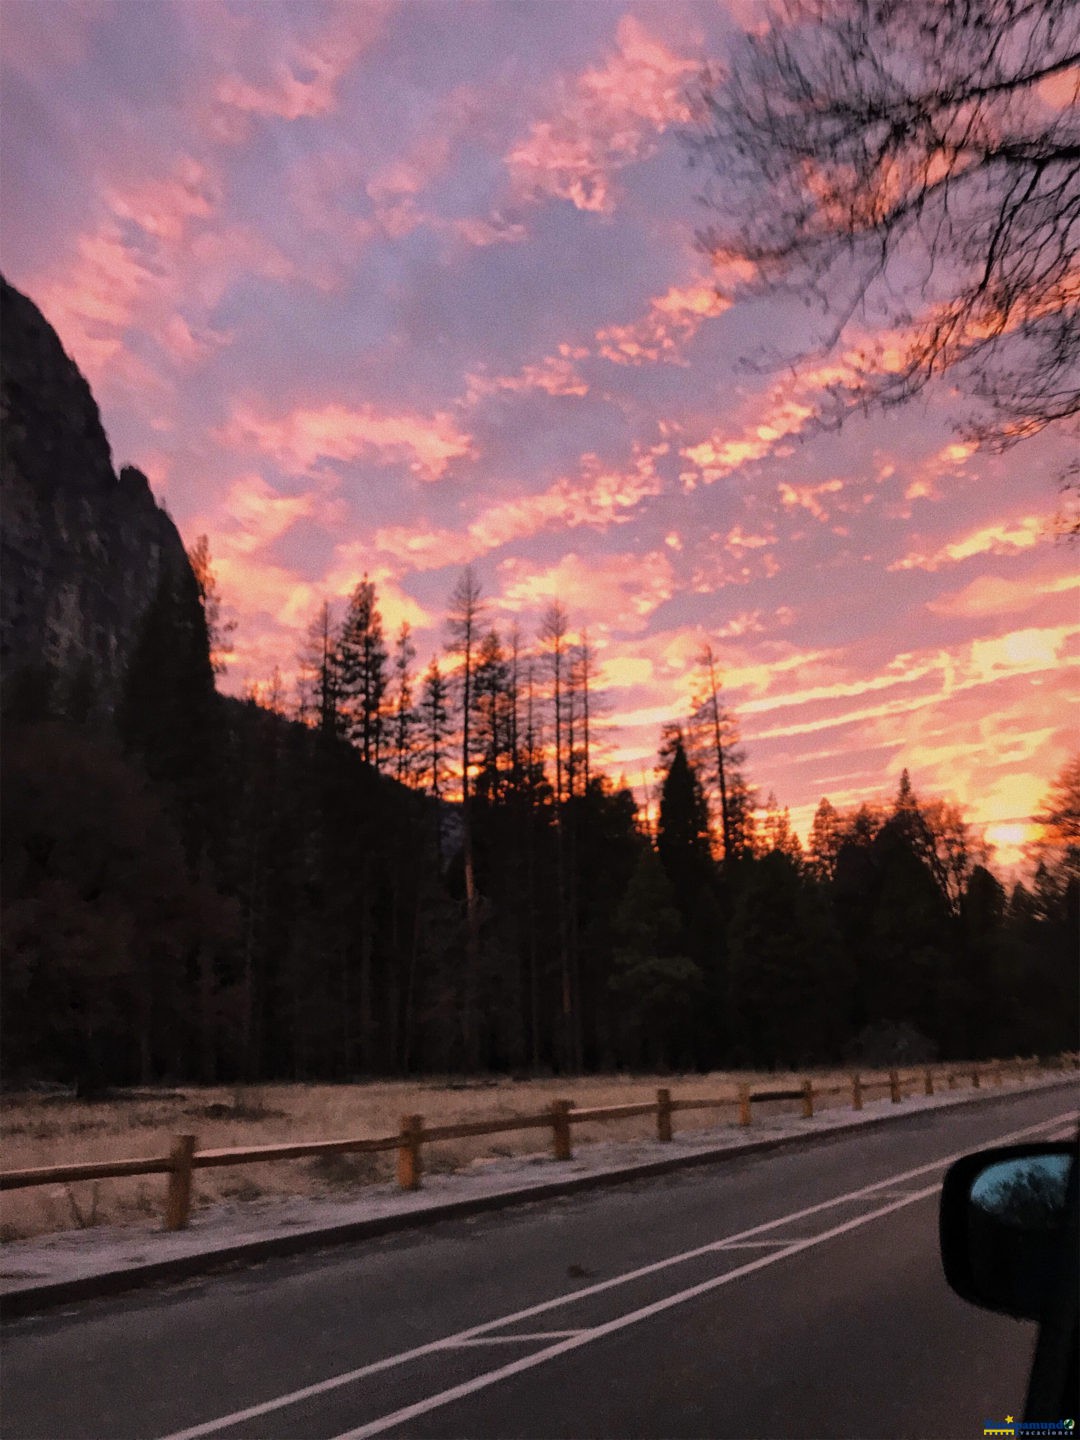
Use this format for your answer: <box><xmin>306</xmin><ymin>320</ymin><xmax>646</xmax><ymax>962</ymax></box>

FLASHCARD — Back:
<box><xmin>0</xmin><ymin>1066</ymin><xmax>955</xmax><ymax>1240</ymax></box>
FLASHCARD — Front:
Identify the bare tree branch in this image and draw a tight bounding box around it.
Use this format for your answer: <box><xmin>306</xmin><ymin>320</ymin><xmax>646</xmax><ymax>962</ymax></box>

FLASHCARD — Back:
<box><xmin>685</xmin><ymin>0</ymin><xmax>1080</xmax><ymax>492</ymax></box>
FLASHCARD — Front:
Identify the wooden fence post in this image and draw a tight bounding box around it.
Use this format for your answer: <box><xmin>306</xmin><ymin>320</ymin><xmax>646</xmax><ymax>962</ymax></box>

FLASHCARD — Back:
<box><xmin>801</xmin><ymin>1080</ymin><xmax>814</xmax><ymax>1119</ymax></box>
<box><xmin>397</xmin><ymin>1114</ymin><xmax>423</xmax><ymax>1191</ymax></box>
<box><xmin>972</xmin><ymin>1066</ymin><xmax>980</xmax><ymax>1089</ymax></box>
<box><xmin>738</xmin><ymin>1083</ymin><xmax>751</xmax><ymax>1127</ymax></box>
<box><xmin>657</xmin><ymin>1088</ymin><xmax>673</xmax><ymax>1143</ymax></box>
<box><xmin>889</xmin><ymin>1069</ymin><xmax>901</xmax><ymax>1104</ymax></box>
<box><xmin>851</xmin><ymin>1074</ymin><xmax>862</xmax><ymax>1111</ymax></box>
<box><xmin>165</xmin><ymin>1134</ymin><xmax>196</xmax><ymax>1231</ymax></box>
<box><xmin>924</xmin><ymin>1068</ymin><xmax>934</xmax><ymax>1097</ymax></box>
<box><xmin>551</xmin><ymin>1099</ymin><xmax>573</xmax><ymax>1161</ymax></box>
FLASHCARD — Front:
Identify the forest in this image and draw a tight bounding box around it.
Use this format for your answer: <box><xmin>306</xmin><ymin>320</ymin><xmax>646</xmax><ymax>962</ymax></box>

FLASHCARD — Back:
<box><xmin>2</xmin><ymin>552</ymin><xmax>1077</xmax><ymax>1090</ymax></box>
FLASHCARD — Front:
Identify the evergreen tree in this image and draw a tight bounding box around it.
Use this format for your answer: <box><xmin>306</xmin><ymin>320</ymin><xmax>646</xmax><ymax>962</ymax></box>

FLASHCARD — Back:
<box><xmin>610</xmin><ymin>849</ymin><xmax>703</xmax><ymax>1069</ymax></box>
<box><xmin>473</xmin><ymin>627</ymin><xmax>511</xmax><ymax>802</ymax></box>
<box><xmin>390</xmin><ymin>621</ymin><xmax>420</xmax><ymax>784</ymax></box>
<box><xmin>762</xmin><ymin>791</ymin><xmax>803</xmax><ymax>863</ymax></box>
<box><xmin>656</xmin><ymin>728</ymin><xmax>714</xmax><ymax>921</ymax></box>
<box><xmin>445</xmin><ymin>566</ymin><xmax>486</xmax><ymax>1066</ymax></box>
<box><xmin>297</xmin><ymin>600</ymin><xmax>343</xmax><ymax>740</ymax></box>
<box><xmin>690</xmin><ymin>645</ymin><xmax>744</xmax><ymax>863</ymax></box>
<box><xmin>726</xmin><ymin>849</ymin><xmax>849</xmax><ymax>1067</ymax></box>
<box><xmin>808</xmin><ymin>797</ymin><xmax>842</xmax><ymax>881</ymax></box>
<box><xmin>419</xmin><ymin>658</ymin><xmax>451</xmax><ymax>803</ymax></box>
<box><xmin>186</xmin><ymin>535</ymin><xmax>236</xmax><ymax>675</ymax></box>
<box><xmin>338</xmin><ymin>577</ymin><xmax>389</xmax><ymax>767</ymax></box>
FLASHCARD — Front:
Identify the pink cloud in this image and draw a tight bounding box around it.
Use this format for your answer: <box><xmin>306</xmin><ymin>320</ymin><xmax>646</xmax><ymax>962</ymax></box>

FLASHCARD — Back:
<box><xmin>889</xmin><ymin>515</ymin><xmax>1048</xmax><ymax>571</ymax></box>
<box><xmin>106</xmin><ymin>158</ymin><xmax>218</xmax><ymax>242</ymax></box>
<box><xmin>506</xmin><ymin>16</ymin><xmax>698</xmax><ymax>213</ymax></box>
<box><xmin>204</xmin><ymin>4</ymin><xmax>387</xmax><ymax>139</ymax></box>
<box><xmin>596</xmin><ymin>279</ymin><xmax>732</xmax><ymax>365</ymax></box>
<box><xmin>777</xmin><ymin>478</ymin><xmax>844</xmax><ymax>524</ymax></box>
<box><xmin>366</xmin><ymin>84</ymin><xmax>484</xmax><ymax>211</ymax></box>
<box><xmin>27</xmin><ymin>151</ymin><xmax>291</xmax><ymax>396</ymax></box>
<box><xmin>372</xmin><ymin>446</ymin><xmax>664</xmax><ymax>569</ymax></box>
<box><xmin>927</xmin><ymin>572</ymin><xmax>1080</xmax><ymax>619</ymax></box>
<box><xmin>466</xmin><ymin>353</ymin><xmax>588</xmax><ymax>402</ymax></box>
<box><xmin>220</xmin><ymin>399</ymin><xmax>473</xmax><ymax>481</ymax></box>
<box><xmin>495</xmin><ymin>548</ymin><xmax>675</xmax><ymax>632</ymax></box>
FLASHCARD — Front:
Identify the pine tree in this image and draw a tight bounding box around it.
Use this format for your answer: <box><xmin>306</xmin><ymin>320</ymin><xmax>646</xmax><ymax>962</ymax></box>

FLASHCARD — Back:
<box><xmin>338</xmin><ymin>577</ymin><xmax>389</xmax><ymax>767</ymax></box>
<box><xmin>297</xmin><ymin>600</ymin><xmax>343</xmax><ymax>740</ymax></box>
<box><xmin>656</xmin><ymin>727</ymin><xmax>714</xmax><ymax>921</ymax></box>
<box><xmin>689</xmin><ymin>649</ymin><xmax>755</xmax><ymax>862</ymax></box>
<box><xmin>609</xmin><ymin>849</ymin><xmax>703</xmax><ymax>1069</ymax></box>
<box><xmin>420</xmin><ymin>658</ymin><xmax>450</xmax><ymax>803</ymax></box>
<box><xmin>539</xmin><ymin>599</ymin><xmax>576</xmax><ymax>1067</ymax></box>
<box><xmin>473</xmin><ymin>627</ymin><xmax>511</xmax><ymax>802</ymax></box>
<box><xmin>390</xmin><ymin>621</ymin><xmax>420</xmax><ymax>784</ymax></box>
<box><xmin>762</xmin><ymin>791</ymin><xmax>803</xmax><ymax>863</ymax></box>
<box><xmin>808</xmin><ymin>797</ymin><xmax>842</xmax><ymax>881</ymax></box>
<box><xmin>445</xmin><ymin>566</ymin><xmax>486</xmax><ymax>1066</ymax></box>
<box><xmin>186</xmin><ymin>535</ymin><xmax>236</xmax><ymax>675</ymax></box>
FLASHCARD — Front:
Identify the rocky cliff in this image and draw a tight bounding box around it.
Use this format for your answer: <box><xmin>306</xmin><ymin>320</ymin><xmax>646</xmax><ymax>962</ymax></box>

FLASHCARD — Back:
<box><xmin>1</xmin><ymin>276</ymin><xmax>192</xmax><ymax>716</ymax></box>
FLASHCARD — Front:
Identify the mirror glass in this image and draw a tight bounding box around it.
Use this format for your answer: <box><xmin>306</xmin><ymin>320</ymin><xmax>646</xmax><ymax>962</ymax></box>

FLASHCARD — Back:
<box><xmin>967</xmin><ymin>1154</ymin><xmax>1073</xmax><ymax>1319</ymax></box>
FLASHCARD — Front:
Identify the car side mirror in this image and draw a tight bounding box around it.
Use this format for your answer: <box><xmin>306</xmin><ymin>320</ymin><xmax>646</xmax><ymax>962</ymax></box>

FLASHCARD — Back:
<box><xmin>940</xmin><ymin>1142</ymin><xmax>1076</xmax><ymax>1322</ymax></box>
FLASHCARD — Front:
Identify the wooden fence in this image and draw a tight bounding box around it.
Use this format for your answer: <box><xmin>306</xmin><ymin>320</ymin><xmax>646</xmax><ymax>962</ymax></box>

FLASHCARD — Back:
<box><xmin>2</xmin><ymin>1054</ymin><xmax>1075</xmax><ymax>1232</ymax></box>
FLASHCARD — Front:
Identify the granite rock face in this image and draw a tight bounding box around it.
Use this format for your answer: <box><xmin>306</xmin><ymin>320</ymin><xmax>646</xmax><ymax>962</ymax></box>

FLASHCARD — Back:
<box><xmin>1</xmin><ymin>275</ymin><xmax>192</xmax><ymax>716</ymax></box>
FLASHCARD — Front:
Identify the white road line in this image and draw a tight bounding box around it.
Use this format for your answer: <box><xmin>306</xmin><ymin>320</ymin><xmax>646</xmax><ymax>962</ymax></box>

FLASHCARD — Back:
<box><xmin>157</xmin><ymin>1108</ymin><xmax>1076</xmax><ymax>1440</ymax></box>
<box><xmin>442</xmin><ymin>1332</ymin><xmax>587</xmax><ymax>1346</ymax></box>
<box><xmin>715</xmin><ymin>1240</ymin><xmax>796</xmax><ymax>1248</ymax></box>
<box><xmin>332</xmin><ymin>1182</ymin><xmax>946</xmax><ymax>1440</ymax></box>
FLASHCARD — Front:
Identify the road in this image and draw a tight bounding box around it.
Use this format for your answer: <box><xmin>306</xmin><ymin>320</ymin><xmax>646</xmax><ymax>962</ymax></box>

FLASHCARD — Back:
<box><xmin>2</xmin><ymin>1086</ymin><xmax>1076</xmax><ymax>1439</ymax></box>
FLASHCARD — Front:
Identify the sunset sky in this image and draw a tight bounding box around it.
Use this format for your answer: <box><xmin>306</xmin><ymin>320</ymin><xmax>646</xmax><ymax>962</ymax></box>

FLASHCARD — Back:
<box><xmin>3</xmin><ymin>0</ymin><xmax>1076</xmax><ymax>868</ymax></box>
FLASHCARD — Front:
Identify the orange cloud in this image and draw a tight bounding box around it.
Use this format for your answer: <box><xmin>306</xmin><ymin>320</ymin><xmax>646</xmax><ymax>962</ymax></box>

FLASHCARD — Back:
<box><xmin>889</xmin><ymin>515</ymin><xmax>1048</xmax><ymax>571</ymax></box>
<box><xmin>220</xmin><ymin>400</ymin><xmax>473</xmax><ymax>480</ymax></box>
<box><xmin>681</xmin><ymin>393</ymin><xmax>816</xmax><ymax>483</ymax></box>
<box><xmin>372</xmin><ymin>447</ymin><xmax>663</xmax><ymax>568</ymax></box>
<box><xmin>466</xmin><ymin>354</ymin><xmax>588</xmax><ymax>402</ymax></box>
<box><xmin>744</xmin><ymin>624</ymin><xmax>1077</xmax><ymax>744</ymax></box>
<box><xmin>599</xmin><ymin>655</ymin><xmax>655</xmax><ymax>689</ymax></box>
<box><xmin>778</xmin><ymin>478</ymin><xmax>844</xmax><ymax>523</ymax></box>
<box><xmin>927</xmin><ymin>572</ymin><xmax>1080</xmax><ymax>619</ymax></box>
<box><xmin>496</xmin><ymin>549</ymin><xmax>675</xmax><ymax>632</ymax></box>
<box><xmin>596</xmin><ymin>280</ymin><xmax>731</xmax><ymax>365</ymax></box>
<box><xmin>507</xmin><ymin>16</ymin><xmax>697</xmax><ymax>213</ymax></box>
<box><xmin>210</xmin><ymin>471</ymin><xmax>324</xmax><ymax>556</ymax></box>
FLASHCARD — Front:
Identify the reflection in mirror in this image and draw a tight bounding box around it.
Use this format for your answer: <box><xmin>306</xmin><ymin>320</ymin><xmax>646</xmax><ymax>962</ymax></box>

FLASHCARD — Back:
<box><xmin>967</xmin><ymin>1155</ymin><xmax>1074</xmax><ymax>1320</ymax></box>
<box><xmin>971</xmin><ymin>1156</ymin><xmax>1072</xmax><ymax>1229</ymax></box>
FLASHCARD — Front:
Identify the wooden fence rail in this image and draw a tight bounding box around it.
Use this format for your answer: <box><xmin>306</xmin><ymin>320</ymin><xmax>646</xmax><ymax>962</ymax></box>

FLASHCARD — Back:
<box><xmin>2</xmin><ymin>1054</ymin><xmax>1075</xmax><ymax>1231</ymax></box>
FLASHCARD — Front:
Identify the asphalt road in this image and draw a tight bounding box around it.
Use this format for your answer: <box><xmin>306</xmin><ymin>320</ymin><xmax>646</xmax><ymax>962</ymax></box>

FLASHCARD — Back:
<box><xmin>3</xmin><ymin>1086</ymin><xmax>1076</xmax><ymax>1440</ymax></box>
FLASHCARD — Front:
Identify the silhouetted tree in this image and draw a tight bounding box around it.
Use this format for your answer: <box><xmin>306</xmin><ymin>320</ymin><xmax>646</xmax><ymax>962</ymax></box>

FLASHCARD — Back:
<box><xmin>338</xmin><ymin>577</ymin><xmax>389</xmax><ymax>767</ymax></box>
<box><xmin>688</xmin><ymin>0</ymin><xmax>1080</xmax><ymax>491</ymax></box>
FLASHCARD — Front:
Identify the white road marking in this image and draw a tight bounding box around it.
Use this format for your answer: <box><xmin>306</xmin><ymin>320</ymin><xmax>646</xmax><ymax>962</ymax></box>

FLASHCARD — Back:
<box><xmin>715</xmin><ymin>1239</ymin><xmax>795</xmax><ymax>1248</ymax></box>
<box><xmin>441</xmin><ymin>1332</ymin><xmax>587</xmax><ymax>1346</ymax></box>
<box><xmin>157</xmin><ymin>1108</ymin><xmax>1077</xmax><ymax>1440</ymax></box>
<box><xmin>331</xmin><ymin>1182</ymin><xmax>946</xmax><ymax>1439</ymax></box>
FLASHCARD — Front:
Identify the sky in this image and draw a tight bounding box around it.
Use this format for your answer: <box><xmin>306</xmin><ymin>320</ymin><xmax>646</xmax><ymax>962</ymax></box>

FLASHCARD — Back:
<box><xmin>2</xmin><ymin>0</ymin><xmax>1076</xmax><ymax>869</ymax></box>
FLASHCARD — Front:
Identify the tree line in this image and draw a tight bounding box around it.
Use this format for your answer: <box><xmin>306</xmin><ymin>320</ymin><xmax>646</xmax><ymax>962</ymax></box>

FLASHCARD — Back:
<box><xmin>2</xmin><ymin>554</ymin><xmax>1076</xmax><ymax>1090</ymax></box>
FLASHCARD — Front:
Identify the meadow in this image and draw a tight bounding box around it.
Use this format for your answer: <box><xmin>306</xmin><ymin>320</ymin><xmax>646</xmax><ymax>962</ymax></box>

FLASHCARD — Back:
<box><xmin>0</xmin><ymin>1067</ymin><xmax>952</xmax><ymax>1239</ymax></box>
